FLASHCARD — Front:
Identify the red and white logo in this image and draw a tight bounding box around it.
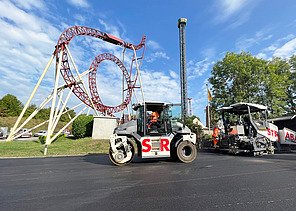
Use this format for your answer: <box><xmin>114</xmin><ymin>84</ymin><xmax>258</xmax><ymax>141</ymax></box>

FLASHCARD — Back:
<box><xmin>267</xmin><ymin>128</ymin><xmax>278</xmax><ymax>138</ymax></box>
<box><xmin>285</xmin><ymin>131</ymin><xmax>296</xmax><ymax>142</ymax></box>
<box><xmin>141</xmin><ymin>137</ymin><xmax>171</xmax><ymax>158</ymax></box>
<box><xmin>279</xmin><ymin>128</ymin><xmax>296</xmax><ymax>145</ymax></box>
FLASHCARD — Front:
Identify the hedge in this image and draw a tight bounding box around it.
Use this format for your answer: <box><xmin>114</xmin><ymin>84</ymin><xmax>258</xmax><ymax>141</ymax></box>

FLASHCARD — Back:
<box><xmin>72</xmin><ymin>114</ymin><xmax>94</xmax><ymax>139</ymax></box>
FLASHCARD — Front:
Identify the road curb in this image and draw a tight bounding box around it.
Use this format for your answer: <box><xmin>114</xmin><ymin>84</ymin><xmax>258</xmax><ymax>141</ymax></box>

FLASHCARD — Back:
<box><xmin>0</xmin><ymin>153</ymin><xmax>105</xmax><ymax>159</ymax></box>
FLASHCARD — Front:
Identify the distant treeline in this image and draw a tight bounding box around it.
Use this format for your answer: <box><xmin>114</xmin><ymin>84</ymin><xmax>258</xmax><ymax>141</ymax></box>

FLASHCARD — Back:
<box><xmin>0</xmin><ymin>94</ymin><xmax>76</xmax><ymax>121</ymax></box>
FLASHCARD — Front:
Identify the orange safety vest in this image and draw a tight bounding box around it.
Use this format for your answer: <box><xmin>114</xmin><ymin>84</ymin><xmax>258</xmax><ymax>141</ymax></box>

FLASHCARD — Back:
<box><xmin>212</xmin><ymin>127</ymin><xmax>219</xmax><ymax>138</ymax></box>
<box><xmin>212</xmin><ymin>127</ymin><xmax>219</xmax><ymax>145</ymax></box>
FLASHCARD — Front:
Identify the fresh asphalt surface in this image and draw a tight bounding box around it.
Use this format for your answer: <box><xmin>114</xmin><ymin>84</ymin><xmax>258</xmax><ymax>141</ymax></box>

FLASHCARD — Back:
<box><xmin>0</xmin><ymin>151</ymin><xmax>296</xmax><ymax>211</ymax></box>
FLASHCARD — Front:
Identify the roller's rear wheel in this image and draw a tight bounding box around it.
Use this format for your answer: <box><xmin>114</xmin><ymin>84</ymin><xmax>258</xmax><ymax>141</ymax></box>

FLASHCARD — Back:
<box><xmin>176</xmin><ymin>141</ymin><xmax>197</xmax><ymax>163</ymax></box>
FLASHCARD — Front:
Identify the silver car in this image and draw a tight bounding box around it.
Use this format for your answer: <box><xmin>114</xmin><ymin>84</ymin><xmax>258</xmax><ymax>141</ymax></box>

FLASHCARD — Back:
<box><xmin>34</xmin><ymin>130</ymin><xmax>47</xmax><ymax>137</ymax></box>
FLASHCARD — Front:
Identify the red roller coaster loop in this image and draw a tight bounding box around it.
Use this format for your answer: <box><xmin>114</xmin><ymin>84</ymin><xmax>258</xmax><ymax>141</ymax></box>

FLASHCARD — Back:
<box><xmin>56</xmin><ymin>26</ymin><xmax>146</xmax><ymax>115</ymax></box>
<box><xmin>89</xmin><ymin>53</ymin><xmax>133</xmax><ymax>114</ymax></box>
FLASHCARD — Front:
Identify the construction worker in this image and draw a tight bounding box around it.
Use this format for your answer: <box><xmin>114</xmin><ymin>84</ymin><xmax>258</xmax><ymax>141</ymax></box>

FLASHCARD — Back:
<box><xmin>212</xmin><ymin>126</ymin><xmax>220</xmax><ymax>147</ymax></box>
<box><xmin>148</xmin><ymin>111</ymin><xmax>160</xmax><ymax>131</ymax></box>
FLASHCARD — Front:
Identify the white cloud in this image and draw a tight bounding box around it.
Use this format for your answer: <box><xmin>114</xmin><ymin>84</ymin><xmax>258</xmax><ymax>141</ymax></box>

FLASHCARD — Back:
<box><xmin>73</xmin><ymin>14</ymin><xmax>86</xmax><ymax>23</ymax></box>
<box><xmin>147</xmin><ymin>40</ymin><xmax>161</xmax><ymax>50</ymax></box>
<box><xmin>12</xmin><ymin>0</ymin><xmax>46</xmax><ymax>10</ymax></box>
<box><xmin>140</xmin><ymin>70</ymin><xmax>180</xmax><ymax>103</ymax></box>
<box><xmin>67</xmin><ymin>0</ymin><xmax>89</xmax><ymax>8</ymax></box>
<box><xmin>264</xmin><ymin>45</ymin><xmax>278</xmax><ymax>52</ymax></box>
<box><xmin>146</xmin><ymin>51</ymin><xmax>170</xmax><ymax>63</ymax></box>
<box><xmin>154</xmin><ymin>52</ymin><xmax>169</xmax><ymax>60</ymax></box>
<box><xmin>187</xmin><ymin>58</ymin><xmax>214</xmax><ymax>80</ymax></box>
<box><xmin>273</xmin><ymin>38</ymin><xmax>296</xmax><ymax>58</ymax></box>
<box><xmin>227</xmin><ymin>12</ymin><xmax>250</xmax><ymax>29</ymax></box>
<box><xmin>236</xmin><ymin>29</ymin><xmax>273</xmax><ymax>51</ymax></box>
<box><xmin>201</xmin><ymin>48</ymin><xmax>216</xmax><ymax>58</ymax></box>
<box><xmin>146</xmin><ymin>40</ymin><xmax>170</xmax><ymax>63</ymax></box>
<box><xmin>213</xmin><ymin>0</ymin><xmax>257</xmax><ymax>27</ymax></box>
<box><xmin>277</xmin><ymin>34</ymin><xmax>295</xmax><ymax>42</ymax></box>
<box><xmin>255</xmin><ymin>34</ymin><xmax>296</xmax><ymax>60</ymax></box>
<box><xmin>218</xmin><ymin>0</ymin><xmax>248</xmax><ymax>20</ymax></box>
<box><xmin>0</xmin><ymin>1</ymin><xmax>45</xmax><ymax>32</ymax></box>
<box><xmin>98</xmin><ymin>18</ymin><xmax>121</xmax><ymax>38</ymax></box>
<box><xmin>169</xmin><ymin>70</ymin><xmax>178</xmax><ymax>79</ymax></box>
<box><xmin>255</xmin><ymin>52</ymin><xmax>267</xmax><ymax>59</ymax></box>
<box><xmin>0</xmin><ymin>0</ymin><xmax>60</xmax><ymax>104</ymax></box>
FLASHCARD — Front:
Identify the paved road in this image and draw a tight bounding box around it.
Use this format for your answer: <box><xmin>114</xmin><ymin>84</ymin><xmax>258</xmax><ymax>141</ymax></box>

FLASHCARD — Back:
<box><xmin>0</xmin><ymin>152</ymin><xmax>295</xmax><ymax>211</ymax></box>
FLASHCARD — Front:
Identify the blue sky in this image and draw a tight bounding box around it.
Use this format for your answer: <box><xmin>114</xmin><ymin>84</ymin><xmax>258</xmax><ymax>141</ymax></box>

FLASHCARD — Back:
<box><xmin>1</xmin><ymin>0</ymin><xmax>296</xmax><ymax>124</ymax></box>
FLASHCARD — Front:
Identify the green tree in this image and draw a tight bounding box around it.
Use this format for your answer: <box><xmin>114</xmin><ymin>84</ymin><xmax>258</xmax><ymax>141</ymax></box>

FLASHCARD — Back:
<box><xmin>262</xmin><ymin>58</ymin><xmax>291</xmax><ymax>116</ymax></box>
<box><xmin>0</xmin><ymin>94</ymin><xmax>23</xmax><ymax>117</ymax></box>
<box><xmin>24</xmin><ymin>104</ymin><xmax>37</xmax><ymax>118</ymax></box>
<box><xmin>35</xmin><ymin>108</ymin><xmax>51</xmax><ymax>120</ymax></box>
<box><xmin>288</xmin><ymin>55</ymin><xmax>296</xmax><ymax>112</ymax></box>
<box><xmin>209</xmin><ymin>52</ymin><xmax>292</xmax><ymax>121</ymax></box>
<box><xmin>185</xmin><ymin>115</ymin><xmax>204</xmax><ymax>137</ymax></box>
<box><xmin>60</xmin><ymin>107</ymin><xmax>76</xmax><ymax>122</ymax></box>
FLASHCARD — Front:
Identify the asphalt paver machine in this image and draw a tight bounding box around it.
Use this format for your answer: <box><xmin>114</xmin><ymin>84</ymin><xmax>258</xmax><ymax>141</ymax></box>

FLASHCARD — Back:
<box><xmin>109</xmin><ymin>102</ymin><xmax>197</xmax><ymax>165</ymax></box>
<box><xmin>217</xmin><ymin>102</ymin><xmax>278</xmax><ymax>156</ymax></box>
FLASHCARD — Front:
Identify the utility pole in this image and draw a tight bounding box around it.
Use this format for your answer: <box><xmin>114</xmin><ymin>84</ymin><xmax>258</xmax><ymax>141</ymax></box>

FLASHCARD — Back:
<box><xmin>178</xmin><ymin>17</ymin><xmax>188</xmax><ymax>126</ymax></box>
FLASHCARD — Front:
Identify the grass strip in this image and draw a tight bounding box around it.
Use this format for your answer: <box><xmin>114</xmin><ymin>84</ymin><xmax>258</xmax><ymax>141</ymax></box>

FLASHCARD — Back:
<box><xmin>0</xmin><ymin>137</ymin><xmax>109</xmax><ymax>157</ymax></box>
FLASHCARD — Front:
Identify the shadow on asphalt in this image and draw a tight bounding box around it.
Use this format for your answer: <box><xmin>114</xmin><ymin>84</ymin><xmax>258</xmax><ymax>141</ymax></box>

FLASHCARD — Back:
<box><xmin>199</xmin><ymin>149</ymin><xmax>296</xmax><ymax>161</ymax></box>
<box><xmin>82</xmin><ymin>153</ymin><xmax>112</xmax><ymax>166</ymax></box>
<box><xmin>264</xmin><ymin>153</ymin><xmax>296</xmax><ymax>161</ymax></box>
<box><xmin>198</xmin><ymin>149</ymin><xmax>252</xmax><ymax>157</ymax></box>
<box><xmin>82</xmin><ymin>153</ymin><xmax>175</xmax><ymax>166</ymax></box>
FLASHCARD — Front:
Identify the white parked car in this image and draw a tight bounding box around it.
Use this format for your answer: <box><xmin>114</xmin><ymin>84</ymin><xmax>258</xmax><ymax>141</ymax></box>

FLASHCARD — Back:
<box><xmin>0</xmin><ymin>130</ymin><xmax>3</xmax><ymax>139</ymax></box>
<box><xmin>34</xmin><ymin>130</ymin><xmax>47</xmax><ymax>137</ymax></box>
<box><xmin>17</xmin><ymin>128</ymin><xmax>32</xmax><ymax>138</ymax></box>
<box><xmin>0</xmin><ymin>127</ymin><xmax>8</xmax><ymax>139</ymax></box>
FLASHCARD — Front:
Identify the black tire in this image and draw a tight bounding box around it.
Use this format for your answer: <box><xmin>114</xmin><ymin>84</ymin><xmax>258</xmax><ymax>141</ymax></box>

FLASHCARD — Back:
<box><xmin>109</xmin><ymin>141</ymin><xmax>135</xmax><ymax>166</ymax></box>
<box><xmin>176</xmin><ymin>141</ymin><xmax>197</xmax><ymax>163</ymax></box>
<box><xmin>170</xmin><ymin>144</ymin><xmax>178</xmax><ymax>161</ymax></box>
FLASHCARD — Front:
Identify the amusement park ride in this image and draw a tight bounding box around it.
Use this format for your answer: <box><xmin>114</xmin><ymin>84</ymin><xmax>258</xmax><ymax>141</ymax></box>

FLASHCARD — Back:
<box><xmin>6</xmin><ymin>26</ymin><xmax>146</xmax><ymax>153</ymax></box>
<box><xmin>7</xmin><ymin>18</ymin><xmax>198</xmax><ymax>164</ymax></box>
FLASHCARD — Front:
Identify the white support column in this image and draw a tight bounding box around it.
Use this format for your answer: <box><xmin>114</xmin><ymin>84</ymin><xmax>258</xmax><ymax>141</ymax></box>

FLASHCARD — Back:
<box><xmin>14</xmin><ymin>92</ymin><xmax>54</xmax><ymax>136</ymax></box>
<box><xmin>12</xmin><ymin>84</ymin><xmax>71</xmax><ymax>139</ymax></box>
<box><xmin>60</xmin><ymin>99</ymin><xmax>73</xmax><ymax>120</ymax></box>
<box><xmin>7</xmin><ymin>54</ymin><xmax>55</xmax><ymax>141</ymax></box>
<box><xmin>87</xmin><ymin>107</ymin><xmax>91</xmax><ymax>116</ymax></box>
<box><xmin>44</xmin><ymin>106</ymin><xmax>87</xmax><ymax>155</ymax></box>
<box><xmin>45</xmin><ymin>51</ymin><xmax>62</xmax><ymax>146</ymax></box>
<box><xmin>79</xmin><ymin>68</ymin><xmax>93</xmax><ymax>78</ymax></box>
<box><xmin>65</xmin><ymin>45</ymin><xmax>99</xmax><ymax>116</ymax></box>
<box><xmin>52</xmin><ymin>91</ymin><xmax>64</xmax><ymax>128</ymax></box>
<box><xmin>51</xmin><ymin>86</ymin><xmax>74</xmax><ymax>131</ymax></box>
<box><xmin>14</xmin><ymin>102</ymin><xmax>83</xmax><ymax>140</ymax></box>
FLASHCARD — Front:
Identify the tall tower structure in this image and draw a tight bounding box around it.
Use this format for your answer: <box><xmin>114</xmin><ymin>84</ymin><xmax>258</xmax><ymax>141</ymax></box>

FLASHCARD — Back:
<box><xmin>188</xmin><ymin>98</ymin><xmax>192</xmax><ymax>117</ymax></box>
<box><xmin>178</xmin><ymin>18</ymin><xmax>188</xmax><ymax>123</ymax></box>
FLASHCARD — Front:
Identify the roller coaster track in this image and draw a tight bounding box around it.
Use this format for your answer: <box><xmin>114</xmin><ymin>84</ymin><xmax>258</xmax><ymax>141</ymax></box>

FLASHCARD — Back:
<box><xmin>56</xmin><ymin>26</ymin><xmax>146</xmax><ymax>115</ymax></box>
